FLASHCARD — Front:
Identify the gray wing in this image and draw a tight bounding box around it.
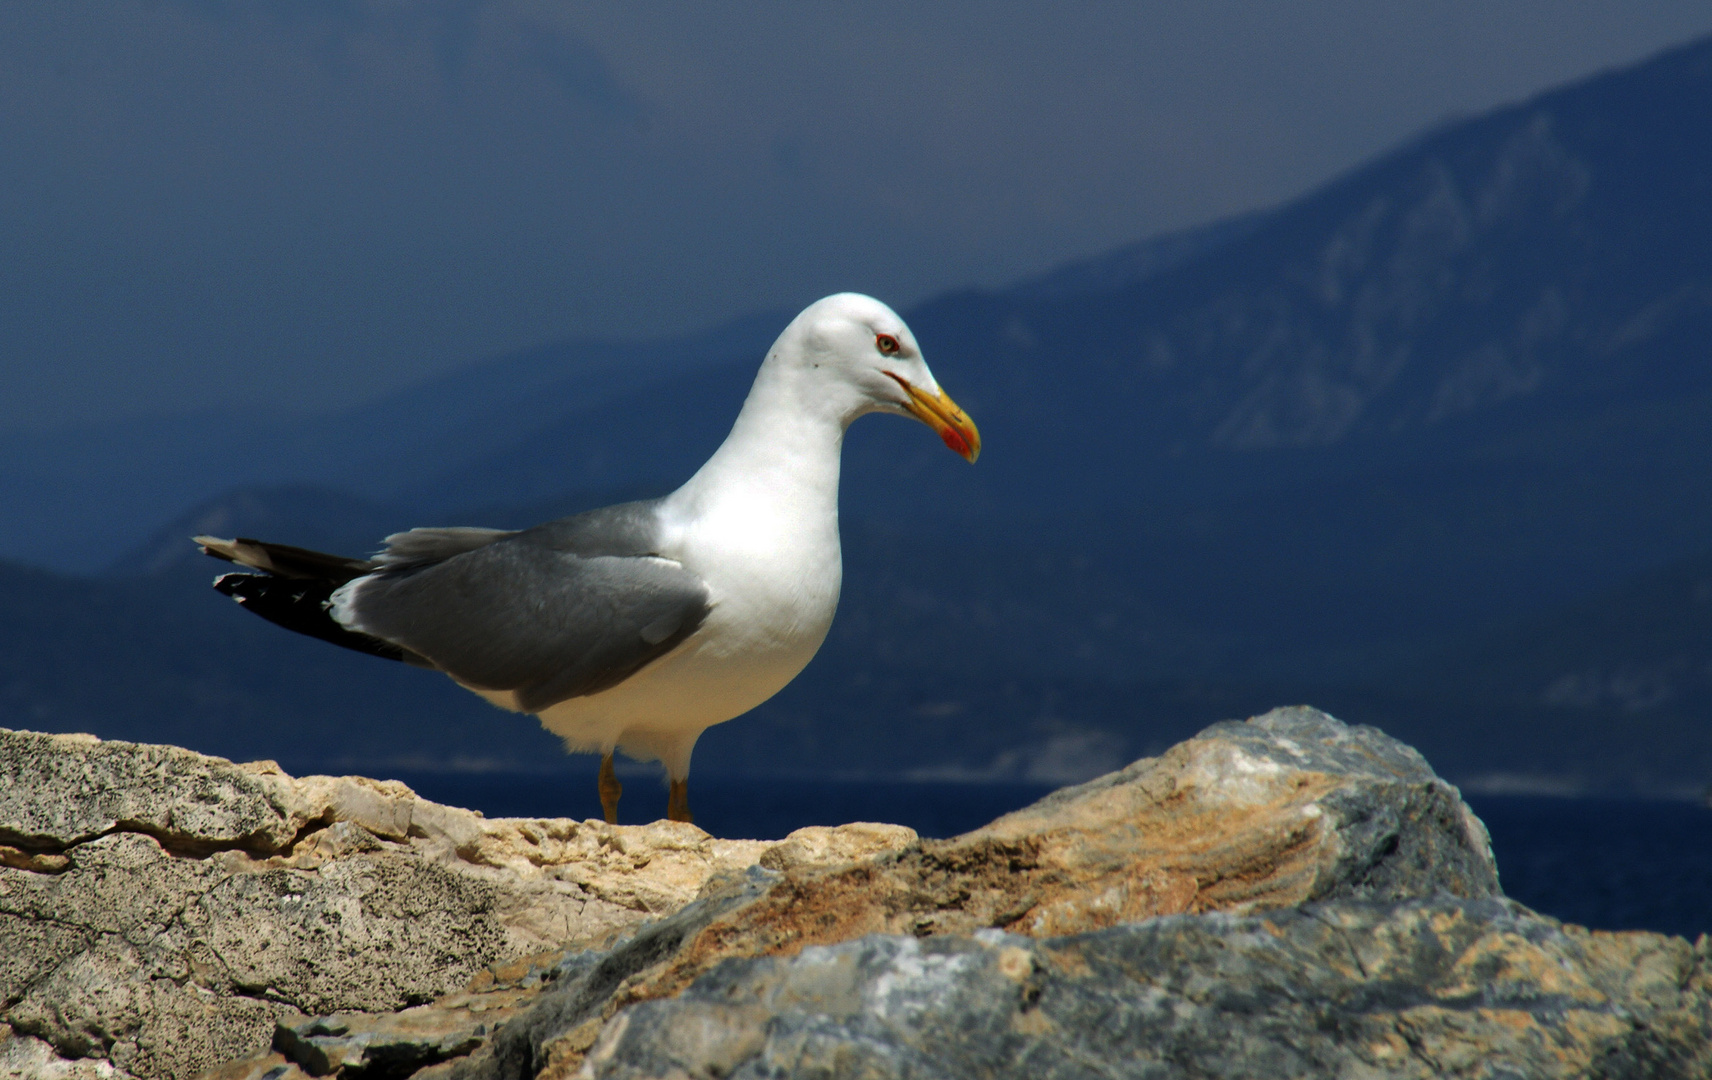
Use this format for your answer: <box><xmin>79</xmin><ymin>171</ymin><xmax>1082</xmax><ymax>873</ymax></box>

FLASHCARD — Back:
<box><xmin>343</xmin><ymin>501</ymin><xmax>710</xmax><ymax>713</ymax></box>
<box><xmin>373</xmin><ymin>526</ymin><xmax>518</xmax><ymax>570</ymax></box>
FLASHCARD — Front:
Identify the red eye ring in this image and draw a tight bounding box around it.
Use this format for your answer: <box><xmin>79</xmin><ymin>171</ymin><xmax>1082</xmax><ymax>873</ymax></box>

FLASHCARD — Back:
<box><xmin>875</xmin><ymin>333</ymin><xmax>901</xmax><ymax>355</ymax></box>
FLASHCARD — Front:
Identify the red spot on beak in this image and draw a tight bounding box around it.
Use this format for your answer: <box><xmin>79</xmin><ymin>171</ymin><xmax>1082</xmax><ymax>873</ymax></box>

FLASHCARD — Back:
<box><xmin>939</xmin><ymin>427</ymin><xmax>970</xmax><ymax>456</ymax></box>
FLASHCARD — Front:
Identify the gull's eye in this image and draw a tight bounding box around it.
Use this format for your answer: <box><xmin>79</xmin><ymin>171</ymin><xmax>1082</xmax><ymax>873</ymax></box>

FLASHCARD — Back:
<box><xmin>875</xmin><ymin>333</ymin><xmax>901</xmax><ymax>355</ymax></box>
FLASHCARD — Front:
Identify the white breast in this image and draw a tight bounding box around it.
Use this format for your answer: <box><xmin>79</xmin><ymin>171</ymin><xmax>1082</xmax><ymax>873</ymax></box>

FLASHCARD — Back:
<box><xmin>529</xmin><ymin>363</ymin><xmax>849</xmax><ymax>776</ymax></box>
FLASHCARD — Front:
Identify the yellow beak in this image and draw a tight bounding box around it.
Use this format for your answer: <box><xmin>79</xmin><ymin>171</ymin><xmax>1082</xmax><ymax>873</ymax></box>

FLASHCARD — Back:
<box><xmin>886</xmin><ymin>373</ymin><xmax>981</xmax><ymax>462</ymax></box>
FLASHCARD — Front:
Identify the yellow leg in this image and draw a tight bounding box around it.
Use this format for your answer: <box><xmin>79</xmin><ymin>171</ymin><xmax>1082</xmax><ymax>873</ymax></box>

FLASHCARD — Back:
<box><xmin>667</xmin><ymin>778</ymin><xmax>693</xmax><ymax>824</ymax></box>
<box><xmin>598</xmin><ymin>753</ymin><xmax>623</xmax><ymax>824</ymax></box>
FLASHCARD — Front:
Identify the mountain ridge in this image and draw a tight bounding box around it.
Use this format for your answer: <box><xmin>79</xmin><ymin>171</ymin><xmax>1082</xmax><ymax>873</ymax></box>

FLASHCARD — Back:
<box><xmin>5</xmin><ymin>34</ymin><xmax>1712</xmax><ymax>793</ymax></box>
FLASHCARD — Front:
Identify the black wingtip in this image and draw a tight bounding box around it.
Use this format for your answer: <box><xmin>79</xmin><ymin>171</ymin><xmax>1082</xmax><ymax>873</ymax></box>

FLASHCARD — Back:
<box><xmin>210</xmin><ymin>571</ymin><xmax>430</xmax><ymax>667</ymax></box>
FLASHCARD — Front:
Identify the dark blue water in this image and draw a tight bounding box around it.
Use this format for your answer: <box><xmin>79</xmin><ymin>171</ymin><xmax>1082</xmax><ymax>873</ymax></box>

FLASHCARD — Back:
<box><xmin>1467</xmin><ymin>795</ymin><xmax>1712</xmax><ymax>942</ymax></box>
<box><xmin>386</xmin><ymin>772</ymin><xmax>1712</xmax><ymax>941</ymax></box>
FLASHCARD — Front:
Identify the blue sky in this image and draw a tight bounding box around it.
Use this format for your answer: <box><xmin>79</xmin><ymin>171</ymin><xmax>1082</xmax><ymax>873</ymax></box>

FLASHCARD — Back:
<box><xmin>3</xmin><ymin>1</ymin><xmax>1710</xmax><ymax>430</ymax></box>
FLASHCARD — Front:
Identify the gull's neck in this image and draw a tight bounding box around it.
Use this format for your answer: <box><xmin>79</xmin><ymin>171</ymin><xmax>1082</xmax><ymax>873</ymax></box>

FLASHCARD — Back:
<box><xmin>662</xmin><ymin>358</ymin><xmax>853</xmax><ymax>531</ymax></box>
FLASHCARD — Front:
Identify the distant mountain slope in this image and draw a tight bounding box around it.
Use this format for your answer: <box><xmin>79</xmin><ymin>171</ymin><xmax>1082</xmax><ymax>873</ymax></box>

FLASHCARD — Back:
<box><xmin>24</xmin><ymin>493</ymin><xmax>1712</xmax><ymax>794</ymax></box>
<box><xmin>116</xmin><ymin>486</ymin><xmax>413</xmax><ymax>578</ymax></box>
<box><xmin>0</xmin><ymin>553</ymin><xmax>571</xmax><ymax>772</ymax></box>
<box><xmin>1003</xmin><ymin>211</ymin><xmax>1267</xmax><ymax>301</ymax></box>
<box><xmin>397</xmin><ymin>361</ymin><xmax>757</xmax><ymax>518</ymax></box>
<box><xmin>8</xmin><ymin>36</ymin><xmax>1712</xmax><ymax>579</ymax></box>
<box><xmin>1</xmin><ymin>183</ymin><xmax>1270</xmax><ymax>574</ymax></box>
<box><xmin>448</xmin><ymin>35</ymin><xmax>1712</xmax><ymax>533</ymax></box>
<box><xmin>1314</xmin><ymin>547</ymin><xmax>1712</xmax><ymax>797</ymax></box>
<box><xmin>0</xmin><ymin>310</ymin><xmax>790</xmax><ymax>573</ymax></box>
<box><xmin>305</xmin><ymin>212</ymin><xmax>1276</xmax><ymax>520</ymax></box>
<box><xmin>381</xmin><ymin>26</ymin><xmax>1712</xmax><ymax>679</ymax></box>
<box><xmin>894</xmin><ymin>33</ymin><xmax>1712</xmax><ymax>472</ymax></box>
<box><xmin>5</xmin><ymin>36</ymin><xmax>1712</xmax><ymax>792</ymax></box>
<box><xmin>2</xmin><ymin>508</ymin><xmax>1211</xmax><ymax>785</ymax></box>
<box><xmin>1399</xmin><ymin>548</ymin><xmax>1712</xmax><ymax>727</ymax></box>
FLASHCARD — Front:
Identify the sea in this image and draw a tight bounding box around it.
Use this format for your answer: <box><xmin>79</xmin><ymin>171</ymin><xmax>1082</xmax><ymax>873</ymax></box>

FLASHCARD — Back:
<box><xmin>389</xmin><ymin>772</ymin><xmax>1712</xmax><ymax>942</ymax></box>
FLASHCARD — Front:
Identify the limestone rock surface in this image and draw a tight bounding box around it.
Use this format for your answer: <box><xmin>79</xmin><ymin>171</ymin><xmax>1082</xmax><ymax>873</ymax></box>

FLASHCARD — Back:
<box><xmin>0</xmin><ymin>727</ymin><xmax>785</xmax><ymax>1079</ymax></box>
<box><xmin>2</xmin><ymin>707</ymin><xmax>1706</xmax><ymax>1080</ymax></box>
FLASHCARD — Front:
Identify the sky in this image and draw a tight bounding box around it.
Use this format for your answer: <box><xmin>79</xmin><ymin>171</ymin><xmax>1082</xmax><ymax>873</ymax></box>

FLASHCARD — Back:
<box><xmin>2</xmin><ymin>2</ymin><xmax>1711</xmax><ymax>431</ymax></box>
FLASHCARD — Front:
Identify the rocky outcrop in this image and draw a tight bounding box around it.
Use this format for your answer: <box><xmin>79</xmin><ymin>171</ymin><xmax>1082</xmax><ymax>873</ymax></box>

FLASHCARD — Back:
<box><xmin>0</xmin><ymin>729</ymin><xmax>782</xmax><ymax>1079</ymax></box>
<box><xmin>580</xmin><ymin>899</ymin><xmax>1712</xmax><ymax>1080</ymax></box>
<box><xmin>2</xmin><ymin>708</ymin><xmax>1707</xmax><ymax>1079</ymax></box>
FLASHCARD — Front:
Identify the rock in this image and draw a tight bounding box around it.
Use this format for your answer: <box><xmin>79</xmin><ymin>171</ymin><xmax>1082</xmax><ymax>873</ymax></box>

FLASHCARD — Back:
<box><xmin>0</xmin><ymin>730</ymin><xmax>305</xmax><ymax>854</ymax></box>
<box><xmin>0</xmin><ymin>1024</ymin><xmax>137</xmax><ymax>1079</ymax></box>
<box><xmin>603</xmin><ymin>705</ymin><xmax>1501</xmax><ymax>1008</ymax></box>
<box><xmin>439</xmin><ymin>706</ymin><xmax>1509</xmax><ymax>1078</ymax></box>
<box><xmin>578</xmin><ymin>900</ymin><xmax>1712</xmax><ymax>1079</ymax></box>
<box><xmin>3</xmin><ymin>707</ymin><xmax>1705</xmax><ymax>1079</ymax></box>
<box><xmin>273</xmin><ymin>998</ymin><xmax>516</xmax><ymax>1078</ymax></box>
<box><xmin>448</xmin><ymin>864</ymin><xmax>790</xmax><ymax>1080</ymax></box>
<box><xmin>0</xmin><ymin>726</ymin><xmax>792</xmax><ymax>1079</ymax></box>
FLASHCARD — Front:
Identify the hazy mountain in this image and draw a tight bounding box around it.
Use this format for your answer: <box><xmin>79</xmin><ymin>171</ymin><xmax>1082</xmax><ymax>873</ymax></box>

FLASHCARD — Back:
<box><xmin>0</xmin><ymin>553</ymin><xmax>569</xmax><ymax>771</ymax></box>
<box><xmin>128</xmin><ymin>212</ymin><xmax>1267</xmax><ymax>534</ymax></box>
<box><xmin>4</xmin><ymin>36</ymin><xmax>1712</xmax><ymax>793</ymax></box>
<box><xmin>374</xmin><ymin>33</ymin><xmax>1712</xmax><ymax>684</ymax></box>
<box><xmin>1004</xmin><ymin>212</ymin><xmax>1268</xmax><ymax>302</ymax></box>
<box><xmin>440</xmin><ymin>34</ymin><xmax>1712</xmax><ymax>609</ymax></box>
<box><xmin>1359</xmin><ymin>548</ymin><xmax>1712</xmax><ymax>796</ymax></box>
<box><xmin>0</xmin><ymin>309</ymin><xmax>791</xmax><ymax>573</ymax></box>
<box><xmin>0</xmin><ymin>203</ymin><xmax>1266</xmax><ymax>576</ymax></box>
<box><xmin>3</xmin><ymin>191</ymin><xmax>1274</xmax><ymax>575</ymax></box>
<box><xmin>1424</xmin><ymin>550</ymin><xmax>1712</xmax><ymax>712</ymax></box>
<box><xmin>117</xmin><ymin>486</ymin><xmax>412</xmax><ymax>579</ymax></box>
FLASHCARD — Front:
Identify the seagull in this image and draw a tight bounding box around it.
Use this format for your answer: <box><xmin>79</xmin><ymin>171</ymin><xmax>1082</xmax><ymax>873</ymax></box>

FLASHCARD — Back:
<box><xmin>196</xmin><ymin>294</ymin><xmax>980</xmax><ymax>826</ymax></box>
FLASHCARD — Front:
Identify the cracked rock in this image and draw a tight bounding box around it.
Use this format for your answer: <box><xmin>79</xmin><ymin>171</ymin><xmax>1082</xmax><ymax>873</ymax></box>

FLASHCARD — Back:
<box><xmin>7</xmin><ymin>709</ymin><xmax>1706</xmax><ymax>1079</ymax></box>
<box><xmin>0</xmin><ymin>726</ymin><xmax>796</xmax><ymax>1079</ymax></box>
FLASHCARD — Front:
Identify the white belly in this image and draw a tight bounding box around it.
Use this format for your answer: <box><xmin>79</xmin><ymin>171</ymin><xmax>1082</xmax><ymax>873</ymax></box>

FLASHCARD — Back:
<box><xmin>529</xmin><ymin>617</ymin><xmax>826</xmax><ymax>772</ymax></box>
<box><xmin>467</xmin><ymin>494</ymin><xmax>843</xmax><ymax>778</ymax></box>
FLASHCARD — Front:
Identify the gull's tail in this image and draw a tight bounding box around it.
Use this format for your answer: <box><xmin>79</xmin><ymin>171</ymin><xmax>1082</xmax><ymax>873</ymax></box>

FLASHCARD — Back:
<box><xmin>194</xmin><ymin>535</ymin><xmax>428</xmax><ymax>665</ymax></box>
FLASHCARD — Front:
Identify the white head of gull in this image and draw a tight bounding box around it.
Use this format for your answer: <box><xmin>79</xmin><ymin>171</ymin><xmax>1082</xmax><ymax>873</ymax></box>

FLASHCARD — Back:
<box><xmin>196</xmin><ymin>293</ymin><xmax>980</xmax><ymax>826</ymax></box>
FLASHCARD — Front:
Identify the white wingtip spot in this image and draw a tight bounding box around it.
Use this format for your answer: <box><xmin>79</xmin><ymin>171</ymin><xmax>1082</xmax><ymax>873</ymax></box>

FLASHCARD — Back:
<box><xmin>327</xmin><ymin>576</ymin><xmax>370</xmax><ymax>631</ymax></box>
